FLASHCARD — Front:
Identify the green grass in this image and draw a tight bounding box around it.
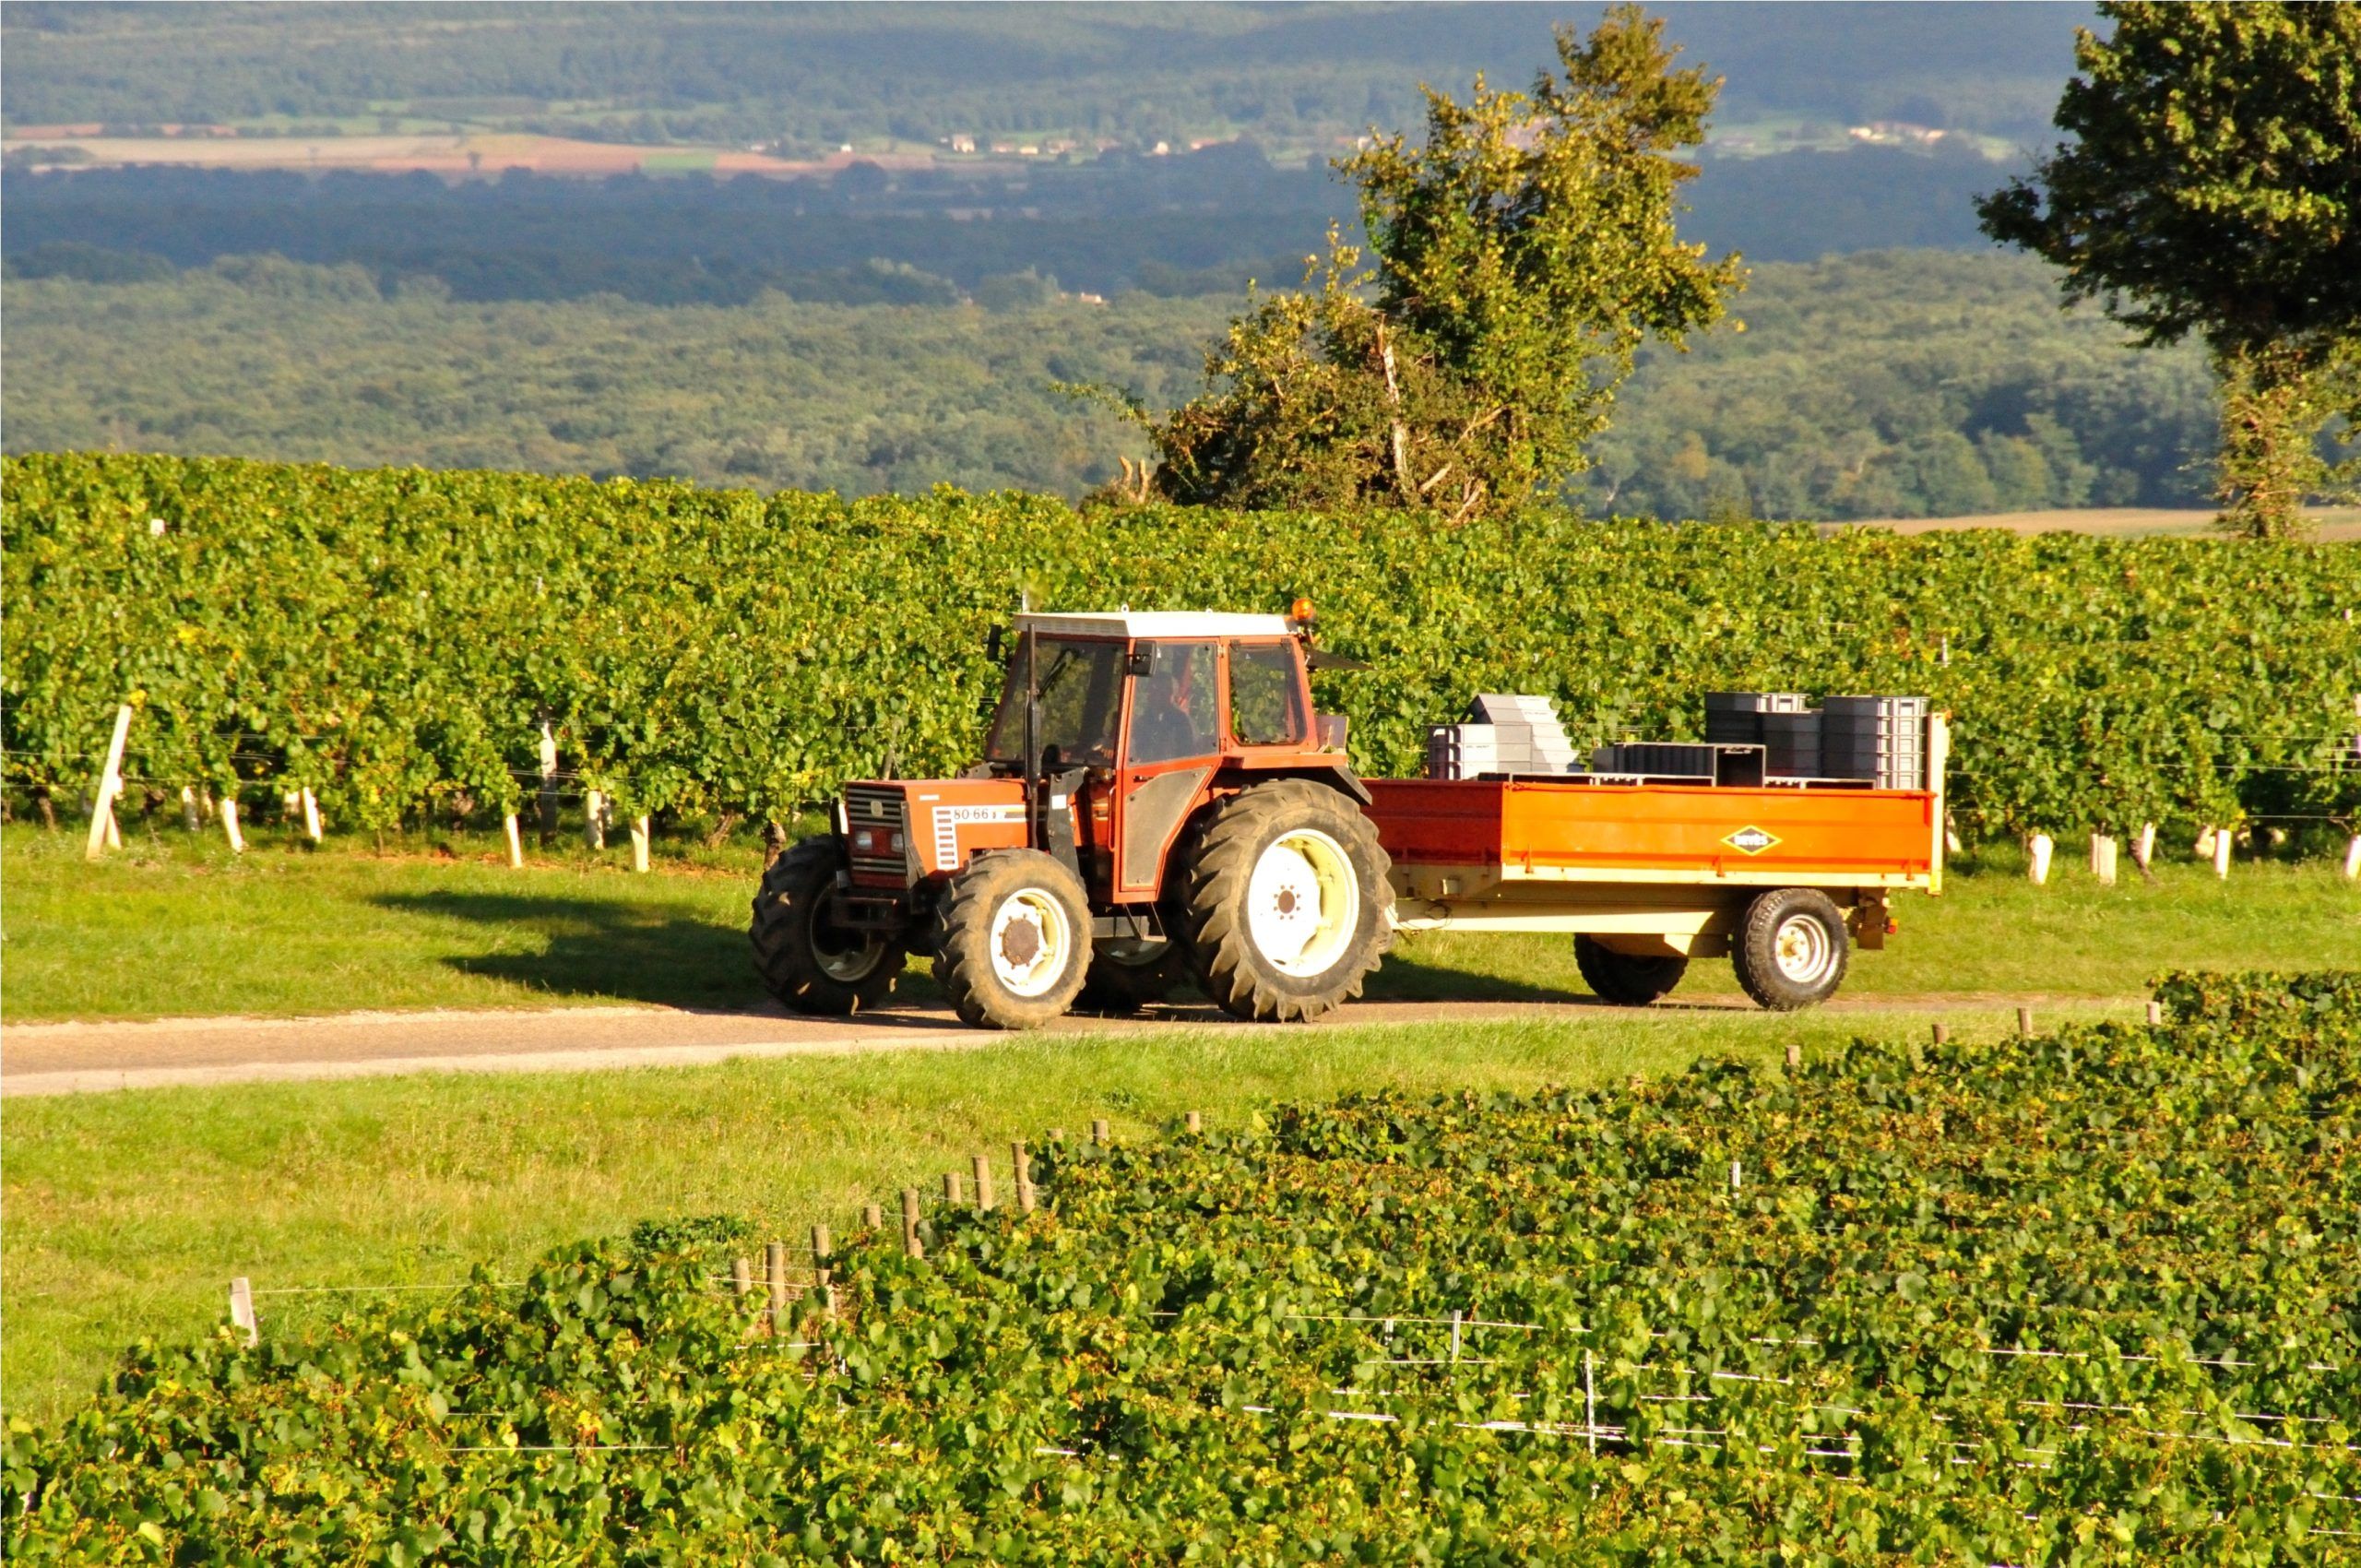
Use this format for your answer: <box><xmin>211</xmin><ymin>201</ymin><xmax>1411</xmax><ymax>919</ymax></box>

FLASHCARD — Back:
<box><xmin>6</xmin><ymin>826</ymin><xmax>2355</xmax><ymax>1022</ymax></box>
<box><xmin>3</xmin><ymin>1002</ymin><xmax>2121</xmax><ymax>1422</ymax></box>
<box><xmin>4</xmin><ymin>824</ymin><xmax>2354</xmax><ymax>1417</ymax></box>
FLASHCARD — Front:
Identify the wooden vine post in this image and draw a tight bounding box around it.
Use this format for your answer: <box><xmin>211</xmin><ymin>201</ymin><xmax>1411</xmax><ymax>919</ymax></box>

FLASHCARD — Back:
<box><xmin>970</xmin><ymin>1154</ymin><xmax>994</xmax><ymax>1212</ymax></box>
<box><xmin>84</xmin><ymin>703</ymin><xmax>133</xmax><ymax>860</ymax></box>
<box><xmin>811</xmin><ymin>1225</ymin><xmax>835</xmax><ymax>1319</ymax></box>
<box><xmin>1012</xmin><ymin>1141</ymin><xmax>1035</xmax><ymax>1213</ymax></box>
<box><xmin>765</xmin><ymin>1240</ymin><xmax>789</xmax><ymax>1338</ymax></box>
<box><xmin>900</xmin><ymin>1188</ymin><xmax>923</xmax><ymax>1259</ymax></box>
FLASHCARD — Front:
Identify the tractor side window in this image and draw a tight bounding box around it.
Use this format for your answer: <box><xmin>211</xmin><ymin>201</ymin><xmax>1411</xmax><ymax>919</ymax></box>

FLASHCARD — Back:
<box><xmin>1126</xmin><ymin>642</ymin><xmax>1218</xmax><ymax>765</ymax></box>
<box><xmin>1228</xmin><ymin>641</ymin><xmax>1309</xmax><ymax>747</ymax></box>
<box><xmin>985</xmin><ymin>636</ymin><xmax>1124</xmax><ymax>768</ymax></box>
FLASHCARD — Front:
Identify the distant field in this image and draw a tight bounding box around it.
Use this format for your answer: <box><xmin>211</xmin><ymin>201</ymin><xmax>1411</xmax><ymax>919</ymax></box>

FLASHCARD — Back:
<box><xmin>0</xmin><ymin>132</ymin><xmax>948</xmax><ymax>178</ymax></box>
<box><xmin>1837</xmin><ymin>505</ymin><xmax>2361</xmax><ymax>540</ymax></box>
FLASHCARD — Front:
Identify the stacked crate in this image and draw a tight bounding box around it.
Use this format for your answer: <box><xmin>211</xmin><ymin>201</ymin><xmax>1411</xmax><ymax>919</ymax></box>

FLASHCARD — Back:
<box><xmin>1588</xmin><ymin>742</ymin><xmax>1718</xmax><ymax>779</ymax></box>
<box><xmin>1703</xmin><ymin>692</ymin><xmax>1810</xmax><ymax>742</ymax></box>
<box><xmin>1706</xmin><ymin>692</ymin><xmax>1817</xmax><ymax>777</ymax></box>
<box><xmin>1820</xmin><ymin>695</ymin><xmax>1930</xmax><ymax>790</ymax></box>
<box><xmin>1425</xmin><ymin>695</ymin><xmax>1582</xmax><ymax>779</ymax></box>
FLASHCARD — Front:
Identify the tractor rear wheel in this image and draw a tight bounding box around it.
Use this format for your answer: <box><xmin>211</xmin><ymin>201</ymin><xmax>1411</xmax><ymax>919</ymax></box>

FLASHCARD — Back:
<box><xmin>933</xmin><ymin>849</ymin><xmax>1093</xmax><ymax>1029</ymax></box>
<box><xmin>1180</xmin><ymin>779</ymin><xmax>1392</xmax><ymax>1023</ymax></box>
<box><xmin>1075</xmin><ymin>936</ymin><xmax>1193</xmax><ymax>1015</ymax></box>
<box><xmin>750</xmin><ymin>835</ymin><xmax>904</xmax><ymax>1015</ymax></box>
<box><xmin>1573</xmin><ymin>935</ymin><xmax>1688</xmax><ymax>1006</ymax></box>
<box><xmin>1731</xmin><ymin>887</ymin><xmax>1850</xmax><ymax>1011</ymax></box>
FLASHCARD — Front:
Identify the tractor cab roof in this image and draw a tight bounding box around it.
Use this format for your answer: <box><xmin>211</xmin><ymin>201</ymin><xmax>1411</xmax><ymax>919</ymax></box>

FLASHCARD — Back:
<box><xmin>1014</xmin><ymin>611</ymin><xmax>1293</xmax><ymax>640</ymax></box>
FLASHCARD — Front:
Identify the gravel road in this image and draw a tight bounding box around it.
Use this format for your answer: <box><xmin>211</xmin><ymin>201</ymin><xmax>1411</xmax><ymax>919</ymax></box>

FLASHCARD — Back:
<box><xmin>0</xmin><ymin>991</ymin><xmax>2130</xmax><ymax>1098</ymax></box>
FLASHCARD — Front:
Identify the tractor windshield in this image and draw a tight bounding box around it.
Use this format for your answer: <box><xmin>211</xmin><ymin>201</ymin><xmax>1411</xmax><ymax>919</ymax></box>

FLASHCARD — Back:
<box><xmin>985</xmin><ymin>636</ymin><xmax>1126</xmax><ymax>769</ymax></box>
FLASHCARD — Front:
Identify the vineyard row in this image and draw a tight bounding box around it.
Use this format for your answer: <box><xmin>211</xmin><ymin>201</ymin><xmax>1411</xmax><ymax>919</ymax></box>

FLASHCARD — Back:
<box><xmin>6</xmin><ymin>452</ymin><xmax>2357</xmax><ymax>849</ymax></box>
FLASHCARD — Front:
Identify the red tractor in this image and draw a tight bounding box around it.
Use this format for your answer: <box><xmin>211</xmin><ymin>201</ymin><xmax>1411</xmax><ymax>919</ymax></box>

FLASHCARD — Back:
<box><xmin>749</xmin><ymin>607</ymin><xmax>1394</xmax><ymax>1029</ymax></box>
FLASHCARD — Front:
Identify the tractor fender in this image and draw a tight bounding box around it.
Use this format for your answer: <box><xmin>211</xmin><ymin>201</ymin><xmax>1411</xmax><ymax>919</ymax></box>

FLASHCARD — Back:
<box><xmin>1282</xmin><ymin>761</ymin><xmax>1373</xmax><ymax>806</ymax></box>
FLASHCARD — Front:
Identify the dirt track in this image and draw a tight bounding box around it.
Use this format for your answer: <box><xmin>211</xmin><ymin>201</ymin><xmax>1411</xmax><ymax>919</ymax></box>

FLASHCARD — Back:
<box><xmin>0</xmin><ymin>992</ymin><xmax>2133</xmax><ymax>1098</ymax></box>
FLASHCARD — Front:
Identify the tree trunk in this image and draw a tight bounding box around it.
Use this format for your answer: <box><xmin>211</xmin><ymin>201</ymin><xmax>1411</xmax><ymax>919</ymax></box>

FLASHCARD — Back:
<box><xmin>2213</xmin><ymin>343</ymin><xmax>2329</xmax><ymax>540</ymax></box>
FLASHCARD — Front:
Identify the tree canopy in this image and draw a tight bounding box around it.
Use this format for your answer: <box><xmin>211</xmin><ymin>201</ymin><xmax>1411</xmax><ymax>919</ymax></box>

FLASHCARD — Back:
<box><xmin>1977</xmin><ymin>1</ymin><xmax>2361</xmax><ymax>536</ymax></box>
<box><xmin>1126</xmin><ymin>6</ymin><xmax>1743</xmax><ymax>520</ymax></box>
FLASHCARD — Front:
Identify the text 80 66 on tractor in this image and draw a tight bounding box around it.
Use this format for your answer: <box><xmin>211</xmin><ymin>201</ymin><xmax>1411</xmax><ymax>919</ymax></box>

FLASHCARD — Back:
<box><xmin>750</xmin><ymin>607</ymin><xmax>1394</xmax><ymax>1029</ymax></box>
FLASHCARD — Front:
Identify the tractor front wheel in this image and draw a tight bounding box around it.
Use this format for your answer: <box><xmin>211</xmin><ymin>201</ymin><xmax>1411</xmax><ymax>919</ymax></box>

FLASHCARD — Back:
<box><xmin>750</xmin><ymin>836</ymin><xmax>905</xmax><ymax>1015</ymax></box>
<box><xmin>933</xmin><ymin>849</ymin><xmax>1093</xmax><ymax>1029</ymax></box>
<box><xmin>1181</xmin><ymin>780</ymin><xmax>1392</xmax><ymax>1023</ymax></box>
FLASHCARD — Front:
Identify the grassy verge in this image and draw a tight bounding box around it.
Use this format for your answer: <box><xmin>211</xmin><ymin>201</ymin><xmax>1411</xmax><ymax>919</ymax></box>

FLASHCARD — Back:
<box><xmin>6</xmin><ymin>826</ymin><xmax>2354</xmax><ymax>1021</ymax></box>
<box><xmin>3</xmin><ymin>1000</ymin><xmax>2126</xmax><ymax>1421</ymax></box>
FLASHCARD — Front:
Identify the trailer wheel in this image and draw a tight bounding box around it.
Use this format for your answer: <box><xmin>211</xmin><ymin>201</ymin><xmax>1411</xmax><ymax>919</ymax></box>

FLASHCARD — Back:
<box><xmin>751</xmin><ymin>835</ymin><xmax>905</xmax><ymax>1015</ymax></box>
<box><xmin>932</xmin><ymin>849</ymin><xmax>1093</xmax><ymax>1029</ymax></box>
<box><xmin>1573</xmin><ymin>936</ymin><xmax>1689</xmax><ymax>1006</ymax></box>
<box><xmin>1075</xmin><ymin>936</ymin><xmax>1193</xmax><ymax>1015</ymax></box>
<box><xmin>1731</xmin><ymin>887</ymin><xmax>1850</xmax><ymax>1011</ymax></box>
<box><xmin>1181</xmin><ymin>779</ymin><xmax>1393</xmax><ymax>1023</ymax></box>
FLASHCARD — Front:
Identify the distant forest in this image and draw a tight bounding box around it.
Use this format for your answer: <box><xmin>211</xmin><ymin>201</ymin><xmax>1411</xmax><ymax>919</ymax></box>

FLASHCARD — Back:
<box><xmin>4</xmin><ymin>3</ymin><xmax>2083</xmax><ymax>152</ymax></box>
<box><xmin>2</xmin><ymin>247</ymin><xmax>2210</xmax><ymax>518</ymax></box>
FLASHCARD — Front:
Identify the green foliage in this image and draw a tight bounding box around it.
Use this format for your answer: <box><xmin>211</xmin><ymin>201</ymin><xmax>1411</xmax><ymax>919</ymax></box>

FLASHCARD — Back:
<box><xmin>1978</xmin><ymin>2</ymin><xmax>2361</xmax><ymax>537</ymax></box>
<box><xmin>10</xmin><ymin>971</ymin><xmax>2356</xmax><ymax>1562</ymax></box>
<box><xmin>1134</xmin><ymin>9</ymin><xmax>1742</xmax><ymax>519</ymax></box>
<box><xmin>1581</xmin><ymin>250</ymin><xmax>2218</xmax><ymax>520</ymax></box>
<box><xmin>6</xmin><ymin>452</ymin><xmax>2356</xmax><ymax>846</ymax></box>
<box><xmin>2</xmin><ymin>249</ymin><xmax>2225</xmax><ymax>516</ymax></box>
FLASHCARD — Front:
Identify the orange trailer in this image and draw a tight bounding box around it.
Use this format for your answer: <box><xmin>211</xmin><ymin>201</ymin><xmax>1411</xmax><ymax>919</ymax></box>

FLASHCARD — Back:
<box><xmin>1364</xmin><ymin>716</ymin><xmax>1948</xmax><ymax>1007</ymax></box>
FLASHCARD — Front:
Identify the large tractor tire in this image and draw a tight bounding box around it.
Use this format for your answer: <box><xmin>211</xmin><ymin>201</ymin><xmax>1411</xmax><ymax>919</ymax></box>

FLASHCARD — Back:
<box><xmin>1074</xmin><ymin>936</ymin><xmax>1194</xmax><ymax>1016</ymax></box>
<box><xmin>1730</xmin><ymin>887</ymin><xmax>1851</xmax><ymax>1011</ymax></box>
<box><xmin>750</xmin><ymin>836</ymin><xmax>905</xmax><ymax>1015</ymax></box>
<box><xmin>933</xmin><ymin>849</ymin><xmax>1093</xmax><ymax>1029</ymax></box>
<box><xmin>1180</xmin><ymin>779</ymin><xmax>1393</xmax><ymax>1024</ymax></box>
<box><xmin>1573</xmin><ymin>935</ymin><xmax>1689</xmax><ymax>1006</ymax></box>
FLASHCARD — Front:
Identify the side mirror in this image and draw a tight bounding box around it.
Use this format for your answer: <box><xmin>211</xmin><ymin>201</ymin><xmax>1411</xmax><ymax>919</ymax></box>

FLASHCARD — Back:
<box><xmin>986</xmin><ymin>626</ymin><xmax>1006</xmax><ymax>663</ymax></box>
<box><xmin>1126</xmin><ymin>647</ymin><xmax>1155</xmax><ymax>677</ymax></box>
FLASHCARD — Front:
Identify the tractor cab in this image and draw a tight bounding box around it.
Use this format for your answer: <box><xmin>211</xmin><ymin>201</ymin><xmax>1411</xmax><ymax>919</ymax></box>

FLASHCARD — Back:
<box><xmin>752</xmin><ymin>606</ymin><xmax>1392</xmax><ymax>1030</ymax></box>
<box><xmin>972</xmin><ymin>612</ymin><xmax>1360</xmax><ymax>898</ymax></box>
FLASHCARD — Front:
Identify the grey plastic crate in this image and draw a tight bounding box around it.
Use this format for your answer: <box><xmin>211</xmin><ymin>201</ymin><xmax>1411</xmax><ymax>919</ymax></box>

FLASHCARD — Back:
<box><xmin>1760</xmin><ymin>711</ymin><xmax>1822</xmax><ymax>777</ymax></box>
<box><xmin>1704</xmin><ymin>691</ymin><xmax>1811</xmax><ymax>745</ymax></box>
<box><xmin>1592</xmin><ymin>742</ymin><xmax>1718</xmax><ymax>778</ymax></box>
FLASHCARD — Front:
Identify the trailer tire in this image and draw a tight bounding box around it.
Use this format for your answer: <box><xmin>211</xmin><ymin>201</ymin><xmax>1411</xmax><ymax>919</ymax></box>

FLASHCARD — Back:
<box><xmin>1573</xmin><ymin>936</ymin><xmax>1689</xmax><ymax>1006</ymax></box>
<box><xmin>1731</xmin><ymin>887</ymin><xmax>1850</xmax><ymax>1011</ymax></box>
<box><xmin>933</xmin><ymin>849</ymin><xmax>1093</xmax><ymax>1029</ymax></box>
<box><xmin>1075</xmin><ymin>937</ymin><xmax>1193</xmax><ymax>1015</ymax></box>
<box><xmin>1181</xmin><ymin>779</ymin><xmax>1392</xmax><ymax>1023</ymax></box>
<box><xmin>750</xmin><ymin>835</ymin><xmax>905</xmax><ymax>1015</ymax></box>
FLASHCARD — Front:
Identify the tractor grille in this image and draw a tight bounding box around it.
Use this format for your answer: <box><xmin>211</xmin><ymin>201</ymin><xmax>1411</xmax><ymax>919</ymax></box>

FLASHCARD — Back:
<box><xmin>843</xmin><ymin>785</ymin><xmax>910</xmax><ymax>884</ymax></box>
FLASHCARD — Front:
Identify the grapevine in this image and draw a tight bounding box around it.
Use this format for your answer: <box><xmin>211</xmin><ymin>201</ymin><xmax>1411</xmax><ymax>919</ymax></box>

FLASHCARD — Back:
<box><xmin>5</xmin><ymin>453</ymin><xmax>2356</xmax><ymax>844</ymax></box>
<box><xmin>6</xmin><ymin>971</ymin><xmax>2356</xmax><ymax>1562</ymax></box>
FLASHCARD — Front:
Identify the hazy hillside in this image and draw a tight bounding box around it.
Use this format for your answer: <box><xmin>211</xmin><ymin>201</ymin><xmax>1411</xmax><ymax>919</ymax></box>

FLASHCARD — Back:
<box><xmin>6</xmin><ymin>2</ymin><xmax>2087</xmax><ymax>153</ymax></box>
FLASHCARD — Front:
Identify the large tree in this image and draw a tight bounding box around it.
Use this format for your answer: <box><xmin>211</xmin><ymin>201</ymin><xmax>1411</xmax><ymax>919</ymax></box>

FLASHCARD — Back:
<box><xmin>1977</xmin><ymin>2</ymin><xmax>2361</xmax><ymax>538</ymax></box>
<box><xmin>1108</xmin><ymin>6</ymin><xmax>1741</xmax><ymax>521</ymax></box>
